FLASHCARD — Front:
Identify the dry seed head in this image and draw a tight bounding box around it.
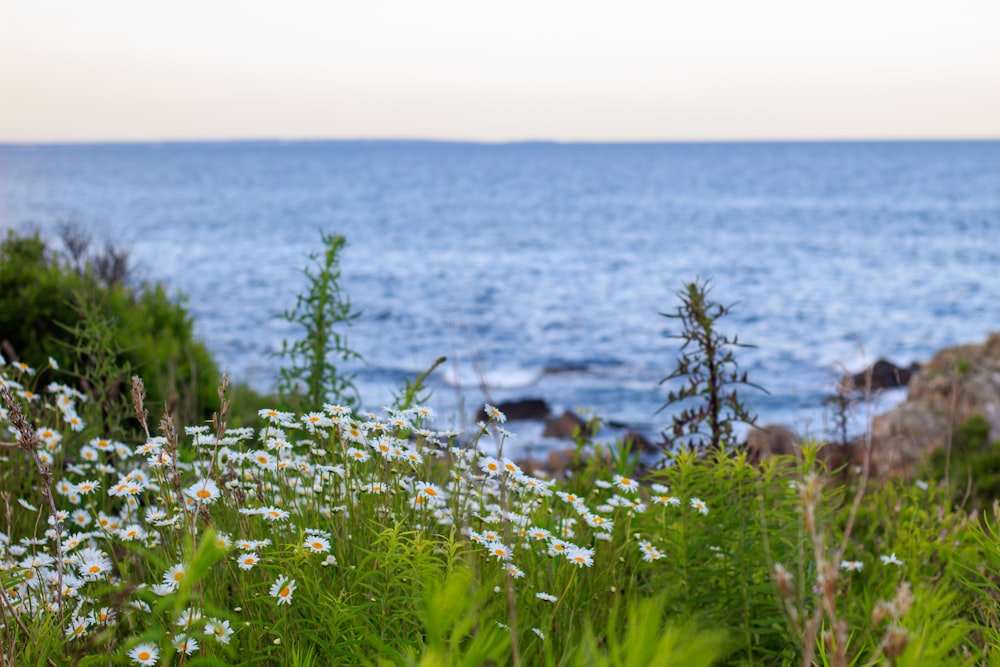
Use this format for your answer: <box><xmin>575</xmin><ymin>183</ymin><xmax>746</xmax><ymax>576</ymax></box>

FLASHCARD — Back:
<box><xmin>872</xmin><ymin>600</ymin><xmax>891</xmax><ymax>625</ymax></box>
<box><xmin>2</xmin><ymin>387</ymin><xmax>37</xmax><ymax>452</ymax></box>
<box><xmin>773</xmin><ymin>563</ymin><xmax>795</xmax><ymax>600</ymax></box>
<box><xmin>131</xmin><ymin>376</ymin><xmax>149</xmax><ymax>434</ymax></box>
<box><xmin>891</xmin><ymin>581</ymin><xmax>913</xmax><ymax>617</ymax></box>
<box><xmin>882</xmin><ymin>624</ymin><xmax>909</xmax><ymax>659</ymax></box>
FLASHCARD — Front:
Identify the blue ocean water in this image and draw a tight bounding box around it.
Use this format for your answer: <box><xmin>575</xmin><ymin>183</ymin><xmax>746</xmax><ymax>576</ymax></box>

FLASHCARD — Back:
<box><xmin>1</xmin><ymin>140</ymin><xmax>998</xmax><ymax>452</ymax></box>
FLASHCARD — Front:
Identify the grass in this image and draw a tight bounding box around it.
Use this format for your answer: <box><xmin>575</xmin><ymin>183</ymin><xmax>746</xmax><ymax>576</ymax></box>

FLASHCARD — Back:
<box><xmin>1</xmin><ymin>356</ymin><xmax>999</xmax><ymax>666</ymax></box>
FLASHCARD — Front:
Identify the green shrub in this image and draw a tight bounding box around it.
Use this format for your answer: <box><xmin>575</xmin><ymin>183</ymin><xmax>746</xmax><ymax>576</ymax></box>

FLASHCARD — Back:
<box><xmin>924</xmin><ymin>413</ymin><xmax>1000</xmax><ymax>510</ymax></box>
<box><xmin>0</xmin><ymin>229</ymin><xmax>222</xmax><ymax>429</ymax></box>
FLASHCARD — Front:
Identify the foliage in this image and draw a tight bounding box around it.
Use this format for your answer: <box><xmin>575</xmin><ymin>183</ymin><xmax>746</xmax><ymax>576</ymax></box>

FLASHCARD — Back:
<box><xmin>0</xmin><ymin>229</ymin><xmax>222</xmax><ymax>428</ymax></box>
<box><xmin>924</xmin><ymin>413</ymin><xmax>1000</xmax><ymax>511</ymax></box>
<box><xmin>658</xmin><ymin>278</ymin><xmax>765</xmax><ymax>453</ymax></box>
<box><xmin>3</xmin><ymin>359</ymin><xmax>996</xmax><ymax>666</ymax></box>
<box><xmin>277</xmin><ymin>232</ymin><xmax>362</xmax><ymax>411</ymax></box>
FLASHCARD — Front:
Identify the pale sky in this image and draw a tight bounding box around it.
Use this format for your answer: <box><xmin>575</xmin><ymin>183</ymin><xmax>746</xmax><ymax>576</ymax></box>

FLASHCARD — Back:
<box><xmin>2</xmin><ymin>0</ymin><xmax>999</xmax><ymax>142</ymax></box>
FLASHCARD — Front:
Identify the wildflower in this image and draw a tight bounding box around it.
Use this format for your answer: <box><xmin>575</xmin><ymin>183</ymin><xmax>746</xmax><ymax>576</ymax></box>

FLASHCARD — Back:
<box><xmin>532</xmin><ymin>627</ymin><xmax>546</xmax><ymax>640</ymax></box>
<box><xmin>163</xmin><ymin>563</ymin><xmax>187</xmax><ymax>591</ymax></box>
<box><xmin>479</xmin><ymin>456</ymin><xmax>502</xmax><ymax>476</ymax></box>
<box><xmin>183</xmin><ymin>478</ymin><xmax>221</xmax><ymax>505</ymax></box>
<box><xmin>841</xmin><ymin>560</ymin><xmax>864</xmax><ymax>572</ymax></box>
<box><xmin>128</xmin><ymin>642</ymin><xmax>160</xmax><ymax>666</ymax></box>
<box><xmin>118</xmin><ymin>525</ymin><xmax>146</xmax><ymax>542</ymax></box>
<box><xmin>71</xmin><ymin>509</ymin><xmax>92</xmax><ymax>528</ymax></box>
<box><xmin>67</xmin><ymin>615</ymin><xmax>92</xmax><ymax>639</ymax></box>
<box><xmin>205</xmin><ymin>618</ymin><xmax>233</xmax><ymax>644</ymax></box>
<box><xmin>304</xmin><ymin>536</ymin><xmax>331</xmax><ymax>553</ymax></box>
<box><xmin>346</xmin><ymin>447</ymin><xmax>370</xmax><ymax>463</ymax></box>
<box><xmin>416</xmin><ymin>482</ymin><xmax>448</xmax><ymax>503</ymax></box>
<box><xmin>237</xmin><ymin>553</ymin><xmax>260</xmax><ymax>570</ymax></box>
<box><xmin>506</xmin><ymin>564</ymin><xmax>525</xmax><ymax>578</ymax></box>
<box><xmin>485</xmin><ymin>540</ymin><xmax>514</xmax><ymax>561</ymax></box>
<box><xmin>583</xmin><ymin>513</ymin><xmax>613</xmax><ymax>531</ymax></box>
<box><xmin>74</xmin><ymin>479</ymin><xmax>100</xmax><ymax>495</ymax></box>
<box><xmin>547</xmin><ymin>539</ymin><xmax>572</xmax><ymax>557</ymax></box>
<box><xmin>260</xmin><ymin>507</ymin><xmax>290</xmax><ymax>522</ymax></box>
<box><xmin>302</xmin><ymin>412</ymin><xmax>332</xmax><ymax>431</ymax></box>
<box><xmin>483</xmin><ymin>403</ymin><xmax>507</xmax><ymax>423</ymax></box>
<box><xmin>690</xmin><ymin>497</ymin><xmax>709</xmax><ymax>515</ymax></box>
<box><xmin>527</xmin><ymin>526</ymin><xmax>551</xmax><ymax>541</ymax></box>
<box><xmin>172</xmin><ymin>633</ymin><xmax>199</xmax><ymax>655</ymax></box>
<box><xmin>270</xmin><ymin>575</ymin><xmax>297</xmax><ymax>605</ymax></box>
<box><xmin>259</xmin><ymin>408</ymin><xmax>294</xmax><ymax>425</ymax></box>
<box><xmin>612</xmin><ymin>474</ymin><xmax>640</xmax><ymax>493</ymax></box>
<box><xmin>66</xmin><ymin>414</ymin><xmax>85</xmax><ymax>431</ymax></box>
<box><xmin>638</xmin><ymin>540</ymin><xmax>664</xmax><ymax>562</ymax></box>
<box><xmin>880</xmin><ymin>553</ymin><xmax>904</xmax><ymax>567</ymax></box>
<box><xmin>565</xmin><ymin>546</ymin><xmax>595</xmax><ymax>567</ymax></box>
<box><xmin>556</xmin><ymin>491</ymin><xmax>586</xmax><ymax>506</ymax></box>
<box><xmin>78</xmin><ymin>550</ymin><xmax>113</xmax><ymax>580</ymax></box>
<box><xmin>535</xmin><ymin>592</ymin><xmax>557</xmax><ymax>602</ymax></box>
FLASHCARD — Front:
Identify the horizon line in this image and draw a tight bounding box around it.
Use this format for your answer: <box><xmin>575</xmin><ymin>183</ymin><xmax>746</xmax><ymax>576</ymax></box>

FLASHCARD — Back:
<box><xmin>2</xmin><ymin>135</ymin><xmax>1000</xmax><ymax>148</ymax></box>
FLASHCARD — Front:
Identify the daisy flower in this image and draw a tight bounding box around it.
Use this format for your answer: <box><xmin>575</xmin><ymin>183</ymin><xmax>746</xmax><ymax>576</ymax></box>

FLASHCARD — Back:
<box><xmin>74</xmin><ymin>480</ymin><xmax>100</xmax><ymax>495</ymax></box>
<box><xmin>172</xmin><ymin>633</ymin><xmax>199</xmax><ymax>656</ymax></box>
<box><xmin>690</xmin><ymin>497</ymin><xmax>709</xmax><ymax>515</ymax></box>
<box><xmin>841</xmin><ymin>560</ymin><xmax>864</xmax><ymax>572</ymax></box>
<box><xmin>612</xmin><ymin>474</ymin><xmax>640</xmax><ymax>493</ymax></box>
<box><xmin>205</xmin><ymin>618</ymin><xmax>233</xmax><ymax>644</ymax></box>
<box><xmin>260</xmin><ymin>507</ymin><xmax>290</xmax><ymax>522</ymax></box>
<box><xmin>652</xmin><ymin>494</ymin><xmax>681</xmax><ymax>507</ymax></box>
<box><xmin>479</xmin><ymin>456</ymin><xmax>502</xmax><ymax>477</ymax></box>
<box><xmin>535</xmin><ymin>592</ymin><xmax>557</xmax><ymax>602</ymax></box>
<box><xmin>128</xmin><ymin>642</ymin><xmax>160</xmax><ymax>666</ymax></box>
<box><xmin>565</xmin><ymin>546</ymin><xmax>595</xmax><ymax>567</ymax></box>
<box><xmin>547</xmin><ymin>539</ymin><xmax>572</xmax><ymax>557</ymax></box>
<box><xmin>183</xmin><ymin>479</ymin><xmax>221</xmax><ymax>505</ymax></box>
<box><xmin>485</xmin><ymin>540</ymin><xmax>514</xmax><ymax>561</ymax></box>
<box><xmin>270</xmin><ymin>575</ymin><xmax>297</xmax><ymax>605</ymax></box>
<box><xmin>346</xmin><ymin>447</ymin><xmax>370</xmax><ymax>463</ymax></box>
<box><xmin>304</xmin><ymin>536</ymin><xmax>331</xmax><ymax>553</ymax></box>
<box><xmin>880</xmin><ymin>553</ymin><xmax>903</xmax><ymax>566</ymax></box>
<box><xmin>531</xmin><ymin>627</ymin><xmax>546</xmax><ymax>640</ymax></box>
<box><xmin>162</xmin><ymin>563</ymin><xmax>187</xmax><ymax>591</ymax></box>
<box><xmin>483</xmin><ymin>403</ymin><xmax>507</xmax><ymax>423</ymax></box>
<box><xmin>416</xmin><ymin>482</ymin><xmax>448</xmax><ymax>503</ymax></box>
<box><xmin>506</xmin><ymin>564</ymin><xmax>525</xmax><ymax>578</ymax></box>
<box><xmin>237</xmin><ymin>553</ymin><xmax>260</xmax><ymax>570</ymax></box>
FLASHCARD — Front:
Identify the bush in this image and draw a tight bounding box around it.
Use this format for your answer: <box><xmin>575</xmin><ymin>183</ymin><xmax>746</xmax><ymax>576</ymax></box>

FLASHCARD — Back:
<box><xmin>0</xmin><ymin>229</ymin><xmax>222</xmax><ymax>430</ymax></box>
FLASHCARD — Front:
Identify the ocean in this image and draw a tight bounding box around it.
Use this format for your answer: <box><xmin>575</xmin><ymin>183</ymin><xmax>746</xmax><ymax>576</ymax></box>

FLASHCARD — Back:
<box><xmin>1</xmin><ymin>140</ymin><xmax>998</xmax><ymax>453</ymax></box>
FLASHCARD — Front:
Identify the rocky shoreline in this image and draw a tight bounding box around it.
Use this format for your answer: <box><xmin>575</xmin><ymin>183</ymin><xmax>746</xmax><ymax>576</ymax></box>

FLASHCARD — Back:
<box><xmin>498</xmin><ymin>331</ymin><xmax>1000</xmax><ymax>479</ymax></box>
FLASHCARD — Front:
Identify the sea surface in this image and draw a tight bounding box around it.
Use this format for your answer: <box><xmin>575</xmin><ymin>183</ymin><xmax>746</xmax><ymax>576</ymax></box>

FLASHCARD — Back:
<box><xmin>1</xmin><ymin>140</ymin><xmax>998</xmax><ymax>453</ymax></box>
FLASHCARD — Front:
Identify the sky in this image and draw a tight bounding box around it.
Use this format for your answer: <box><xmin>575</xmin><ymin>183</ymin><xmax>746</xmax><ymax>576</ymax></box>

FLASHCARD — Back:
<box><xmin>2</xmin><ymin>0</ymin><xmax>1000</xmax><ymax>143</ymax></box>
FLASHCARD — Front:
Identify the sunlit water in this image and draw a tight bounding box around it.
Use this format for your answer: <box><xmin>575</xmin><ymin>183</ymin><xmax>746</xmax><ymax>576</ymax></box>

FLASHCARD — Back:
<box><xmin>2</xmin><ymin>140</ymin><xmax>998</xmax><ymax>454</ymax></box>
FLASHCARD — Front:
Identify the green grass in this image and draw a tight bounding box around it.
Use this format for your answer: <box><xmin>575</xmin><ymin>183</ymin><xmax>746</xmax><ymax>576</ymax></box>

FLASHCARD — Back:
<box><xmin>1</xmin><ymin>358</ymin><xmax>997</xmax><ymax>666</ymax></box>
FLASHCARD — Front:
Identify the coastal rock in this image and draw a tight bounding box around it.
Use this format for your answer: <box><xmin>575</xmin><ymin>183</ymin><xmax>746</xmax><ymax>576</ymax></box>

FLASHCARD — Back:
<box><xmin>543</xmin><ymin>411</ymin><xmax>595</xmax><ymax>439</ymax></box>
<box><xmin>746</xmin><ymin>424</ymin><xmax>800</xmax><ymax>463</ymax></box>
<box><xmin>475</xmin><ymin>398</ymin><xmax>551</xmax><ymax>422</ymax></box>
<box><xmin>862</xmin><ymin>331</ymin><xmax>1000</xmax><ymax>477</ymax></box>
<box><xmin>621</xmin><ymin>430</ymin><xmax>659</xmax><ymax>454</ymax></box>
<box><xmin>847</xmin><ymin>359</ymin><xmax>919</xmax><ymax>392</ymax></box>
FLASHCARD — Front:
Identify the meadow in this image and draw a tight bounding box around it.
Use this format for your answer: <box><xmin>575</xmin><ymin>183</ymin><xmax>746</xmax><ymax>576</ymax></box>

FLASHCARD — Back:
<box><xmin>2</xmin><ymin>231</ymin><xmax>998</xmax><ymax>666</ymax></box>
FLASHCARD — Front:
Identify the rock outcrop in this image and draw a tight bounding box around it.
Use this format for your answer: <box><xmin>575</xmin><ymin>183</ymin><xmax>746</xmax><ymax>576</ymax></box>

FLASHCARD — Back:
<box><xmin>860</xmin><ymin>332</ymin><xmax>1000</xmax><ymax>477</ymax></box>
<box><xmin>847</xmin><ymin>359</ymin><xmax>920</xmax><ymax>391</ymax></box>
<box><xmin>475</xmin><ymin>398</ymin><xmax>551</xmax><ymax>422</ymax></box>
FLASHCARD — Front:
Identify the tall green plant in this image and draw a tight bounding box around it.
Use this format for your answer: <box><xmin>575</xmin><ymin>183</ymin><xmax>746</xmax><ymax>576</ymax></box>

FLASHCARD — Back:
<box><xmin>278</xmin><ymin>232</ymin><xmax>362</xmax><ymax>410</ymax></box>
<box><xmin>658</xmin><ymin>278</ymin><xmax>764</xmax><ymax>452</ymax></box>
